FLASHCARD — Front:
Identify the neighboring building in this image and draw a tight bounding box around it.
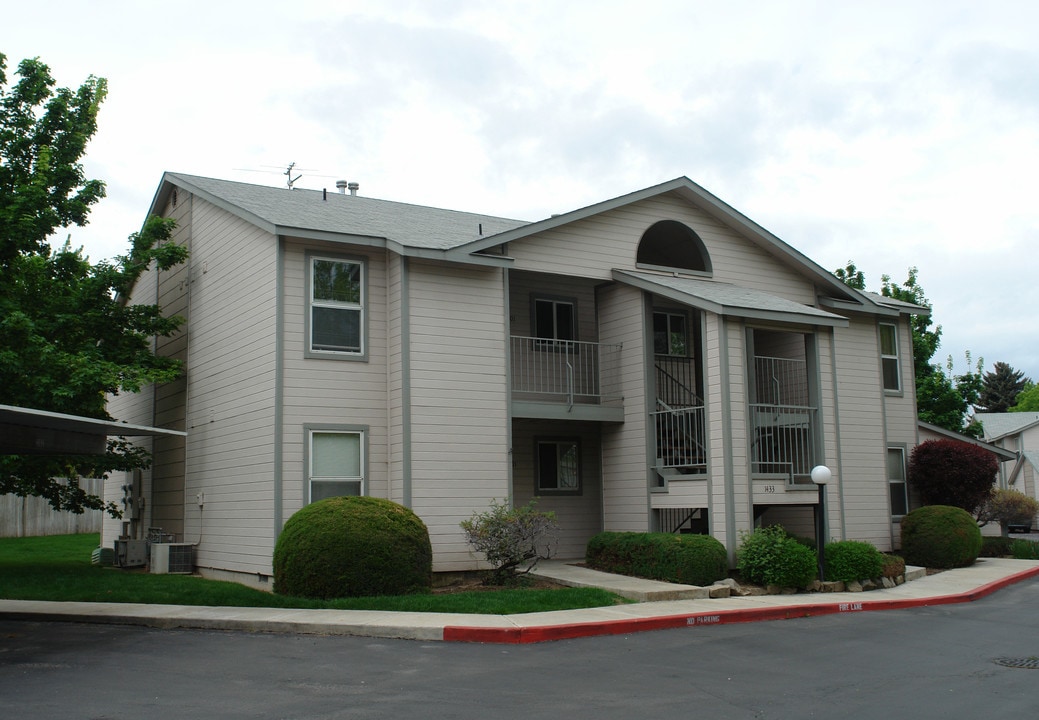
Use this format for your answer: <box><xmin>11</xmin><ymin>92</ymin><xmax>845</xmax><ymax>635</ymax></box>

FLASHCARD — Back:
<box><xmin>975</xmin><ymin>412</ymin><xmax>1039</xmax><ymax>528</ymax></box>
<box><xmin>104</xmin><ymin>173</ymin><xmax>926</xmax><ymax>586</ymax></box>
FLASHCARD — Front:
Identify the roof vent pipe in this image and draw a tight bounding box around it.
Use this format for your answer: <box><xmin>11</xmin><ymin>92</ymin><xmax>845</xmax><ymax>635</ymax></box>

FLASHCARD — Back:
<box><xmin>335</xmin><ymin>180</ymin><xmax>348</xmax><ymax>194</ymax></box>
<box><xmin>347</xmin><ymin>182</ymin><xmax>360</xmax><ymax>196</ymax></box>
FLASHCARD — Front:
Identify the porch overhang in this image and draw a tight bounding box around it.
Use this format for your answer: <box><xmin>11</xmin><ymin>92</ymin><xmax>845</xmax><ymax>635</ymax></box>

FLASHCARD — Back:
<box><xmin>612</xmin><ymin>270</ymin><xmax>850</xmax><ymax>328</ymax></box>
<box><xmin>0</xmin><ymin>404</ymin><xmax>186</xmax><ymax>456</ymax></box>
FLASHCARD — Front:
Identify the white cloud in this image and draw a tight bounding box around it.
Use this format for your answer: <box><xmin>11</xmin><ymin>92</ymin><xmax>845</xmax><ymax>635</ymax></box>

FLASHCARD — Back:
<box><xmin>5</xmin><ymin>0</ymin><xmax>1039</xmax><ymax>379</ymax></box>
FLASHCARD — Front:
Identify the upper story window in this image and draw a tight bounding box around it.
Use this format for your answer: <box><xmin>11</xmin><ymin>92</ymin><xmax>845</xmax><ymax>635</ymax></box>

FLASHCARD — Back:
<box><xmin>879</xmin><ymin>323</ymin><xmax>900</xmax><ymax>392</ymax></box>
<box><xmin>636</xmin><ymin>220</ymin><xmax>712</xmax><ymax>275</ymax></box>
<box><xmin>309</xmin><ymin>254</ymin><xmax>365</xmax><ymax>358</ymax></box>
<box><xmin>533</xmin><ymin>297</ymin><xmax>575</xmax><ymax>342</ymax></box>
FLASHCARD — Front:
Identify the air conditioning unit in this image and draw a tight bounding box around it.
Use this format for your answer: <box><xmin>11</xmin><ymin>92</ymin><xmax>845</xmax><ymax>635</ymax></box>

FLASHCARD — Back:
<box><xmin>150</xmin><ymin>543</ymin><xmax>195</xmax><ymax>574</ymax></box>
<box><xmin>114</xmin><ymin>539</ymin><xmax>148</xmax><ymax>568</ymax></box>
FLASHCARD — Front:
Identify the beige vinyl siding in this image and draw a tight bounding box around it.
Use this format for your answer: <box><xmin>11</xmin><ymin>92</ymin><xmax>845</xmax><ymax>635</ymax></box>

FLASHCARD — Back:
<box><xmin>725</xmin><ymin>319</ymin><xmax>752</xmax><ymax>540</ymax></box>
<box><xmin>507</xmin><ymin>193</ymin><xmax>814</xmax><ymax>306</ymax></box>
<box><xmin>832</xmin><ymin>315</ymin><xmax>891</xmax><ymax>548</ymax></box>
<box><xmin>406</xmin><ymin>260</ymin><xmax>509</xmax><ymax>572</ymax></box>
<box><xmin>179</xmin><ymin>198</ymin><xmax>279</xmax><ymax>575</ymax></box>
<box><xmin>507</xmin><ymin>271</ymin><xmax>600</xmax><ymax>341</ymax></box>
<box><xmin>387</xmin><ymin>253</ymin><xmax>406</xmax><ymax>505</ymax></box>
<box><xmin>598</xmin><ymin>283</ymin><xmax>650</xmax><ymax>531</ymax></box>
<box><xmin>280</xmin><ymin>240</ymin><xmax>390</xmax><ymax>525</ymax></box>
<box><xmin>701</xmin><ymin>313</ymin><xmax>730</xmax><ymax>543</ymax></box>
<box><xmin>149</xmin><ymin>196</ymin><xmax>192</xmax><ymax>538</ymax></box>
<box><xmin>512</xmin><ymin>419</ymin><xmax>603</xmax><ymax>559</ymax></box>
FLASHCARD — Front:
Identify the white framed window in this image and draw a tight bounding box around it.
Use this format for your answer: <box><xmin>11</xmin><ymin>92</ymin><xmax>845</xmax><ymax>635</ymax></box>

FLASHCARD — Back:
<box><xmin>533</xmin><ymin>297</ymin><xmax>575</xmax><ymax>343</ymax></box>
<box><xmin>308</xmin><ymin>254</ymin><xmax>365</xmax><ymax>357</ymax></box>
<box><xmin>307</xmin><ymin>428</ymin><xmax>366</xmax><ymax>502</ymax></box>
<box><xmin>536</xmin><ymin>438</ymin><xmax>581</xmax><ymax>494</ymax></box>
<box><xmin>879</xmin><ymin>323</ymin><xmax>900</xmax><ymax>392</ymax></box>
<box><xmin>888</xmin><ymin>447</ymin><xmax>908</xmax><ymax>516</ymax></box>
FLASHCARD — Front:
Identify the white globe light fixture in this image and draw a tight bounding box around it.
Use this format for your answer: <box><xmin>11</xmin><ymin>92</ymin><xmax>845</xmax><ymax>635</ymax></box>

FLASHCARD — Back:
<box><xmin>811</xmin><ymin>465</ymin><xmax>832</xmax><ymax>485</ymax></box>
<box><xmin>810</xmin><ymin>465</ymin><xmax>832</xmax><ymax>582</ymax></box>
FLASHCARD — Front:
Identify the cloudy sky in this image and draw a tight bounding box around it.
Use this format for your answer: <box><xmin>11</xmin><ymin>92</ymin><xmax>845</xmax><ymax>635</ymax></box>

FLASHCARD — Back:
<box><xmin>6</xmin><ymin>0</ymin><xmax>1038</xmax><ymax>382</ymax></box>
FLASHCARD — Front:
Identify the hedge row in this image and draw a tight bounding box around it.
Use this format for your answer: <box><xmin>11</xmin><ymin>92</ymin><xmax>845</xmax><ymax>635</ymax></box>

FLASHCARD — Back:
<box><xmin>586</xmin><ymin>531</ymin><xmax>728</xmax><ymax>586</ymax></box>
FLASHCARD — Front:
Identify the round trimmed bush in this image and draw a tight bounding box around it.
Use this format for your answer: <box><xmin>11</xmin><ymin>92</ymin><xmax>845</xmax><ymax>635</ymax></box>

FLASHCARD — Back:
<box><xmin>737</xmin><ymin>525</ymin><xmax>818</xmax><ymax>589</ymax></box>
<box><xmin>881</xmin><ymin>554</ymin><xmax>906</xmax><ymax>579</ymax></box>
<box><xmin>900</xmin><ymin>505</ymin><xmax>982</xmax><ymax>569</ymax></box>
<box><xmin>273</xmin><ymin>496</ymin><xmax>432</xmax><ymax>599</ymax></box>
<box><xmin>823</xmin><ymin>541</ymin><xmax>883</xmax><ymax>582</ymax></box>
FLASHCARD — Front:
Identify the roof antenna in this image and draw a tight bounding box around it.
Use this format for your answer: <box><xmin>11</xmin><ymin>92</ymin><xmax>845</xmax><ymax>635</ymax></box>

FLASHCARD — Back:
<box><xmin>284</xmin><ymin>162</ymin><xmax>302</xmax><ymax>190</ymax></box>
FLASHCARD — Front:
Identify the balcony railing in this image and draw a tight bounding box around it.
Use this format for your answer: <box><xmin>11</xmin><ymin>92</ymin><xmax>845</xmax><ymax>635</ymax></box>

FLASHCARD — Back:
<box><xmin>750</xmin><ymin>403</ymin><xmax>816</xmax><ymax>484</ymax></box>
<box><xmin>510</xmin><ymin>336</ymin><xmax>622</xmax><ymax>407</ymax></box>
<box><xmin>652</xmin><ymin>401</ymin><xmax>707</xmax><ymax>472</ymax></box>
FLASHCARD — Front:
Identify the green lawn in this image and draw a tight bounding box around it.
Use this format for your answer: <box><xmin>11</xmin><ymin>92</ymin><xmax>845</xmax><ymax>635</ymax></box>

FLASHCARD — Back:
<box><xmin>0</xmin><ymin>533</ymin><xmax>623</xmax><ymax>614</ymax></box>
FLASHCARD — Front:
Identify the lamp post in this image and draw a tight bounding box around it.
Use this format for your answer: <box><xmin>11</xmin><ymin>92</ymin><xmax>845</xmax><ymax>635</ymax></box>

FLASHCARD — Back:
<box><xmin>811</xmin><ymin>465</ymin><xmax>832</xmax><ymax>583</ymax></box>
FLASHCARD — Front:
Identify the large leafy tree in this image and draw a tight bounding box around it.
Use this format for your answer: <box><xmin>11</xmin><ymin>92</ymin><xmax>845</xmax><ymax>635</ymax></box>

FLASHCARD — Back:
<box><xmin>1010</xmin><ymin>383</ymin><xmax>1039</xmax><ymax>412</ymax></box>
<box><xmin>835</xmin><ymin>261</ymin><xmax>981</xmax><ymax>437</ymax></box>
<box><xmin>0</xmin><ymin>53</ymin><xmax>187</xmax><ymax>514</ymax></box>
<box><xmin>978</xmin><ymin>361</ymin><xmax>1031</xmax><ymax>413</ymax></box>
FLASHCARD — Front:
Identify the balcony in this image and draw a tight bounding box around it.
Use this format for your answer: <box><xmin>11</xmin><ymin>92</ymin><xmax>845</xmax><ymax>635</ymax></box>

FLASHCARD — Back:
<box><xmin>509</xmin><ymin>336</ymin><xmax>623</xmax><ymax>421</ymax></box>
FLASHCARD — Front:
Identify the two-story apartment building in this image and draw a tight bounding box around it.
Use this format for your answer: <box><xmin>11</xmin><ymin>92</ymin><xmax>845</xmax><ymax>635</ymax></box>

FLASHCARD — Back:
<box><xmin>103</xmin><ymin>173</ymin><xmax>924</xmax><ymax>586</ymax></box>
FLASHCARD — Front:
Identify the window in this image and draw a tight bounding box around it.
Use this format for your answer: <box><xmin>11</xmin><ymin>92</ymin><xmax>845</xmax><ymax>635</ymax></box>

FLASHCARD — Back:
<box><xmin>636</xmin><ymin>220</ymin><xmax>712</xmax><ymax>274</ymax></box>
<box><xmin>879</xmin><ymin>323</ymin><xmax>900</xmax><ymax>391</ymax></box>
<box><xmin>653</xmin><ymin>311</ymin><xmax>688</xmax><ymax>356</ymax></box>
<box><xmin>533</xmin><ymin>297</ymin><xmax>575</xmax><ymax>343</ymax></box>
<box><xmin>308</xmin><ymin>429</ymin><xmax>365</xmax><ymax>501</ymax></box>
<box><xmin>310</xmin><ymin>255</ymin><xmax>364</xmax><ymax>356</ymax></box>
<box><xmin>888</xmin><ymin>447</ymin><xmax>908</xmax><ymax>516</ymax></box>
<box><xmin>536</xmin><ymin>439</ymin><xmax>581</xmax><ymax>493</ymax></box>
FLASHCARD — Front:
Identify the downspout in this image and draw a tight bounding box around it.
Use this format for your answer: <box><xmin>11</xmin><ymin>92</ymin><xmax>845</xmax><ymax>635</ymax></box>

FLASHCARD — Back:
<box><xmin>273</xmin><ymin>236</ymin><xmax>285</xmax><ymax>538</ymax></box>
<box><xmin>400</xmin><ymin>256</ymin><xmax>412</xmax><ymax>507</ymax></box>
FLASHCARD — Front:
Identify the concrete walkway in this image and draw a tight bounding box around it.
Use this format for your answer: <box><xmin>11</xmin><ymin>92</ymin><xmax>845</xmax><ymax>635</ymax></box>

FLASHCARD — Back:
<box><xmin>2</xmin><ymin>558</ymin><xmax>1037</xmax><ymax>644</ymax></box>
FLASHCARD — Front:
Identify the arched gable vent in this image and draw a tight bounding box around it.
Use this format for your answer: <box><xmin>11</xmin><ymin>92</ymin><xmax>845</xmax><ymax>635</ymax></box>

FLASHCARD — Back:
<box><xmin>636</xmin><ymin>220</ymin><xmax>712</xmax><ymax>275</ymax></box>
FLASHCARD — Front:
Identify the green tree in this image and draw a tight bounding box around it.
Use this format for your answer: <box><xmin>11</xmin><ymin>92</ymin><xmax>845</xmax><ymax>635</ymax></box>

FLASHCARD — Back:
<box><xmin>1010</xmin><ymin>382</ymin><xmax>1039</xmax><ymax>412</ymax></box>
<box><xmin>978</xmin><ymin>362</ymin><xmax>1031</xmax><ymax>413</ymax></box>
<box><xmin>0</xmin><ymin>53</ymin><xmax>187</xmax><ymax>514</ymax></box>
<box><xmin>836</xmin><ymin>262</ymin><xmax>980</xmax><ymax>436</ymax></box>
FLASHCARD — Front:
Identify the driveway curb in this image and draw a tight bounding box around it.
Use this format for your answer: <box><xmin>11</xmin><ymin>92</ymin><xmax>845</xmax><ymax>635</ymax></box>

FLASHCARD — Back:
<box><xmin>442</xmin><ymin>564</ymin><xmax>1039</xmax><ymax>643</ymax></box>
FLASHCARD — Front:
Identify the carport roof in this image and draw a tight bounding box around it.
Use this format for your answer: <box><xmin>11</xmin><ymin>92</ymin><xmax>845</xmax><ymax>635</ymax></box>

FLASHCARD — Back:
<box><xmin>0</xmin><ymin>404</ymin><xmax>185</xmax><ymax>455</ymax></box>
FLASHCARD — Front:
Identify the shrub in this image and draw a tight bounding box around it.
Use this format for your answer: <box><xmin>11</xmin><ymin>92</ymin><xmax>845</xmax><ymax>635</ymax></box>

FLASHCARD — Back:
<box><xmin>980</xmin><ymin>536</ymin><xmax>1014</xmax><ymax>557</ymax></box>
<box><xmin>273</xmin><ymin>496</ymin><xmax>432</xmax><ymax>599</ymax></box>
<box><xmin>976</xmin><ymin>488</ymin><xmax>1039</xmax><ymax>535</ymax></box>
<box><xmin>585</xmin><ymin>532</ymin><xmax>728</xmax><ymax>586</ymax></box>
<box><xmin>1011</xmin><ymin>539</ymin><xmax>1039</xmax><ymax>560</ymax></box>
<box><xmin>900</xmin><ymin>505</ymin><xmax>982</xmax><ymax>569</ymax></box>
<box><xmin>908</xmin><ymin>439</ymin><xmax>998</xmax><ymax>512</ymax></box>
<box><xmin>460</xmin><ymin>499</ymin><xmax>558</xmax><ymax>584</ymax></box>
<box><xmin>737</xmin><ymin>525</ymin><xmax>818</xmax><ymax>588</ymax></box>
<box><xmin>823</xmin><ymin>541</ymin><xmax>883</xmax><ymax>582</ymax></box>
<box><xmin>880</xmin><ymin>554</ymin><xmax>905</xmax><ymax>579</ymax></box>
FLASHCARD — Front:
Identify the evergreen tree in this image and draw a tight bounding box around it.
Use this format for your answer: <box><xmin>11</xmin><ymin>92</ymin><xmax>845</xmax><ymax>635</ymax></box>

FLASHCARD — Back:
<box><xmin>978</xmin><ymin>361</ymin><xmax>1030</xmax><ymax>413</ymax></box>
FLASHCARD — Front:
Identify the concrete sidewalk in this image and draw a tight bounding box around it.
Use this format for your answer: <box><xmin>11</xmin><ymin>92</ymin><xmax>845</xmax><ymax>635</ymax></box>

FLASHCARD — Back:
<box><xmin>2</xmin><ymin>558</ymin><xmax>1037</xmax><ymax>644</ymax></box>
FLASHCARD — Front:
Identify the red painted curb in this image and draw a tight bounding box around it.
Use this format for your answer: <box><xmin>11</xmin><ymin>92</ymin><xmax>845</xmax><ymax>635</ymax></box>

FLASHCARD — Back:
<box><xmin>442</xmin><ymin>565</ymin><xmax>1039</xmax><ymax>644</ymax></box>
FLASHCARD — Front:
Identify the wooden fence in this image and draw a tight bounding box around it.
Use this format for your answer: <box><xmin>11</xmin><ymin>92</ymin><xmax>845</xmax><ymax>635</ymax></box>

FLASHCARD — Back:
<box><xmin>0</xmin><ymin>477</ymin><xmax>103</xmax><ymax>537</ymax></box>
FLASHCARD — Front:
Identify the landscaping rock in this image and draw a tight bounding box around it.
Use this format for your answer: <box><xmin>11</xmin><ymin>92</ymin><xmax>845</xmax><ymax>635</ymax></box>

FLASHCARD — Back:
<box><xmin>881</xmin><ymin>576</ymin><xmax>896</xmax><ymax>589</ymax></box>
<box><xmin>846</xmin><ymin>580</ymin><xmax>864</xmax><ymax>592</ymax></box>
<box><xmin>708</xmin><ymin>585</ymin><xmax>731</xmax><ymax>598</ymax></box>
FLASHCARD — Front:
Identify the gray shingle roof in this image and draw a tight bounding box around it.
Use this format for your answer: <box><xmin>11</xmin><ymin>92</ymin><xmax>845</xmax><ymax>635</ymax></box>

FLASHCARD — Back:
<box><xmin>975</xmin><ymin>412</ymin><xmax>1039</xmax><ymax>440</ymax></box>
<box><xmin>163</xmin><ymin>173</ymin><xmax>529</xmax><ymax>251</ymax></box>
<box><xmin>613</xmin><ymin>270</ymin><xmax>848</xmax><ymax>327</ymax></box>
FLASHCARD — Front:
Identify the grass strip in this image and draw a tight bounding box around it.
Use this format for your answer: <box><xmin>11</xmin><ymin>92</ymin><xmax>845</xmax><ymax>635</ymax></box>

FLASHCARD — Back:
<box><xmin>0</xmin><ymin>533</ymin><xmax>621</xmax><ymax>614</ymax></box>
